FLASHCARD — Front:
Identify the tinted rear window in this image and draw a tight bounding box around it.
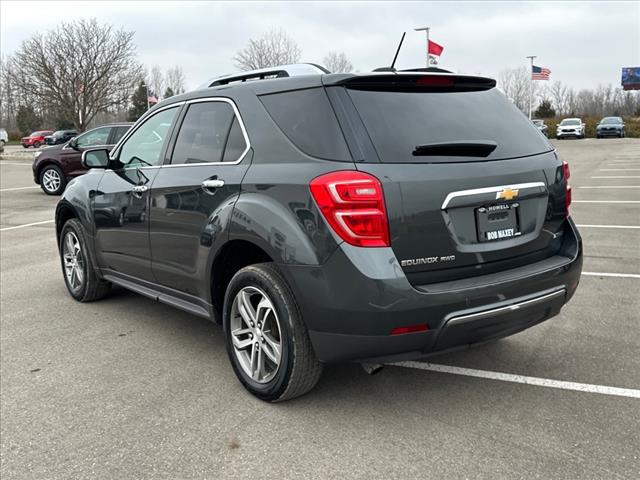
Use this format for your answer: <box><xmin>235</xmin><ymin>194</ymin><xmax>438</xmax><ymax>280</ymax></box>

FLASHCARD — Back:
<box><xmin>347</xmin><ymin>88</ymin><xmax>551</xmax><ymax>163</ymax></box>
<box><xmin>260</xmin><ymin>88</ymin><xmax>351</xmax><ymax>161</ymax></box>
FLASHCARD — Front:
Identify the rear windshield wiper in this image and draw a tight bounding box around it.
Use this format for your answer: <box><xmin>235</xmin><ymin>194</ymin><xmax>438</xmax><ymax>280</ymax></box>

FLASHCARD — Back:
<box><xmin>412</xmin><ymin>140</ymin><xmax>498</xmax><ymax>157</ymax></box>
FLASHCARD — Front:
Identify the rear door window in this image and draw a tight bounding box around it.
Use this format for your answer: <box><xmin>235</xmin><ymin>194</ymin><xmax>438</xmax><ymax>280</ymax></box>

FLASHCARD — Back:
<box><xmin>259</xmin><ymin>88</ymin><xmax>351</xmax><ymax>161</ymax></box>
<box><xmin>346</xmin><ymin>88</ymin><xmax>552</xmax><ymax>163</ymax></box>
<box><xmin>110</xmin><ymin>126</ymin><xmax>130</xmax><ymax>145</ymax></box>
<box><xmin>171</xmin><ymin>101</ymin><xmax>247</xmax><ymax>164</ymax></box>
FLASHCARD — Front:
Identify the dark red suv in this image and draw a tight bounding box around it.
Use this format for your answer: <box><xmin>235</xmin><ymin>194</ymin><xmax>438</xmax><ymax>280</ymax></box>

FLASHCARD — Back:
<box><xmin>21</xmin><ymin>130</ymin><xmax>53</xmax><ymax>148</ymax></box>
<box><xmin>32</xmin><ymin>123</ymin><xmax>132</xmax><ymax>195</ymax></box>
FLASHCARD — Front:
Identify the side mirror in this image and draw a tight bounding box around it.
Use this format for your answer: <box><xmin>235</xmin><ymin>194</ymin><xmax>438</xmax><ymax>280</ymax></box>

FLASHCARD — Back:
<box><xmin>68</xmin><ymin>137</ymin><xmax>79</xmax><ymax>150</ymax></box>
<box><xmin>82</xmin><ymin>148</ymin><xmax>110</xmax><ymax>169</ymax></box>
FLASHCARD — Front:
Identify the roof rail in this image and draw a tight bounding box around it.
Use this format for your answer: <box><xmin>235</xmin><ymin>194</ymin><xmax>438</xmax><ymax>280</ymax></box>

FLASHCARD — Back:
<box><xmin>202</xmin><ymin>63</ymin><xmax>329</xmax><ymax>88</ymax></box>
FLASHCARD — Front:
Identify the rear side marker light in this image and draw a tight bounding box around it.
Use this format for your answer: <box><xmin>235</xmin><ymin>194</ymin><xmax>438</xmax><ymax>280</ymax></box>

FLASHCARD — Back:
<box><xmin>390</xmin><ymin>324</ymin><xmax>429</xmax><ymax>335</ymax></box>
<box><xmin>310</xmin><ymin>171</ymin><xmax>390</xmax><ymax>247</ymax></box>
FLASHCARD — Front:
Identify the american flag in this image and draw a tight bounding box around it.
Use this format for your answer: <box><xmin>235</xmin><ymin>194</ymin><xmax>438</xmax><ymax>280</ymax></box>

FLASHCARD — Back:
<box><xmin>532</xmin><ymin>65</ymin><xmax>551</xmax><ymax>80</ymax></box>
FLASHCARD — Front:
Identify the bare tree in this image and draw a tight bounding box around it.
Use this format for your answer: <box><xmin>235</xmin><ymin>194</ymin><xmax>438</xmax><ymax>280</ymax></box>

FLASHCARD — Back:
<box><xmin>165</xmin><ymin>66</ymin><xmax>186</xmax><ymax>95</ymax></box>
<box><xmin>8</xmin><ymin>19</ymin><xmax>142</xmax><ymax>131</ymax></box>
<box><xmin>233</xmin><ymin>29</ymin><xmax>301</xmax><ymax>71</ymax></box>
<box><xmin>323</xmin><ymin>52</ymin><xmax>353</xmax><ymax>73</ymax></box>
<box><xmin>148</xmin><ymin>65</ymin><xmax>164</xmax><ymax>99</ymax></box>
<box><xmin>498</xmin><ymin>66</ymin><xmax>536</xmax><ymax>113</ymax></box>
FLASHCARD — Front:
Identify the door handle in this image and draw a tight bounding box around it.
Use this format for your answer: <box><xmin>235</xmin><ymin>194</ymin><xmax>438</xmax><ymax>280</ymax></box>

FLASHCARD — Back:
<box><xmin>131</xmin><ymin>185</ymin><xmax>148</xmax><ymax>198</ymax></box>
<box><xmin>202</xmin><ymin>179</ymin><xmax>225</xmax><ymax>189</ymax></box>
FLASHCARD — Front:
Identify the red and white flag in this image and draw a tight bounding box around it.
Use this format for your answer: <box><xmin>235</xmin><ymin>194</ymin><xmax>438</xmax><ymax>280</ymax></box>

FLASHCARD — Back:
<box><xmin>428</xmin><ymin>39</ymin><xmax>444</xmax><ymax>65</ymax></box>
<box><xmin>148</xmin><ymin>95</ymin><xmax>158</xmax><ymax>104</ymax></box>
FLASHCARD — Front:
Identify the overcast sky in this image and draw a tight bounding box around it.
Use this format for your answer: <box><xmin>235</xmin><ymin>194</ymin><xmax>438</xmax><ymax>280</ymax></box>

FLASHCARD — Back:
<box><xmin>1</xmin><ymin>1</ymin><xmax>638</xmax><ymax>91</ymax></box>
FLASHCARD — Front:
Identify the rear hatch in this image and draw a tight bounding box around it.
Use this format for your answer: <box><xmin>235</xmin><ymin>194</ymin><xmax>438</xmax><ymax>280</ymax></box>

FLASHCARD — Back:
<box><xmin>325</xmin><ymin>73</ymin><xmax>569</xmax><ymax>285</ymax></box>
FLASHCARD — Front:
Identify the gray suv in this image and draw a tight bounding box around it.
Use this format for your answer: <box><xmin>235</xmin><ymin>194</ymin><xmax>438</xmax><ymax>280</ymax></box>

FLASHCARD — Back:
<box><xmin>55</xmin><ymin>64</ymin><xmax>582</xmax><ymax>401</ymax></box>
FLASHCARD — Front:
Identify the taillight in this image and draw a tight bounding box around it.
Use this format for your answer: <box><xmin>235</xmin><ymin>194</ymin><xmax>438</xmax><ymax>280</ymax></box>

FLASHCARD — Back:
<box><xmin>563</xmin><ymin>160</ymin><xmax>572</xmax><ymax>217</ymax></box>
<box><xmin>310</xmin><ymin>171</ymin><xmax>390</xmax><ymax>247</ymax></box>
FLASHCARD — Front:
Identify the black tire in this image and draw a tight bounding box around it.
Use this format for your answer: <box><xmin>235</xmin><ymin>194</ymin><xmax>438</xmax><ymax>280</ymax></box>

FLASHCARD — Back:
<box><xmin>59</xmin><ymin>219</ymin><xmax>111</xmax><ymax>302</ymax></box>
<box><xmin>33</xmin><ymin>141</ymin><xmax>41</xmax><ymax>148</ymax></box>
<box><xmin>223</xmin><ymin>262</ymin><xmax>322</xmax><ymax>402</ymax></box>
<box><xmin>39</xmin><ymin>164</ymin><xmax>67</xmax><ymax>195</ymax></box>
<box><xmin>22</xmin><ymin>144</ymin><xmax>28</xmax><ymax>148</ymax></box>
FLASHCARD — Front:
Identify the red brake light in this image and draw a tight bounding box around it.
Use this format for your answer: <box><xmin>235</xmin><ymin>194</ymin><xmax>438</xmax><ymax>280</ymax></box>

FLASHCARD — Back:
<box><xmin>563</xmin><ymin>161</ymin><xmax>571</xmax><ymax>217</ymax></box>
<box><xmin>310</xmin><ymin>171</ymin><xmax>390</xmax><ymax>247</ymax></box>
<box><xmin>416</xmin><ymin>76</ymin><xmax>454</xmax><ymax>87</ymax></box>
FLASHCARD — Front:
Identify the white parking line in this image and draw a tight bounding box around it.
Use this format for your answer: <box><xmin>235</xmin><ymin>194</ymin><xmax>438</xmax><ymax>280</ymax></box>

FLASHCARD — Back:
<box><xmin>576</xmin><ymin>224</ymin><xmax>640</xmax><ymax>229</ymax></box>
<box><xmin>573</xmin><ymin>200</ymin><xmax>640</xmax><ymax>204</ymax></box>
<box><xmin>578</xmin><ymin>186</ymin><xmax>640</xmax><ymax>189</ymax></box>
<box><xmin>393</xmin><ymin>362</ymin><xmax>640</xmax><ymax>399</ymax></box>
<box><xmin>0</xmin><ymin>186</ymin><xmax>39</xmax><ymax>192</ymax></box>
<box><xmin>0</xmin><ymin>162</ymin><xmax>32</xmax><ymax>166</ymax></box>
<box><xmin>582</xmin><ymin>271</ymin><xmax>640</xmax><ymax>279</ymax></box>
<box><xmin>599</xmin><ymin>169</ymin><xmax>640</xmax><ymax>171</ymax></box>
<box><xmin>591</xmin><ymin>176</ymin><xmax>640</xmax><ymax>179</ymax></box>
<box><xmin>0</xmin><ymin>220</ymin><xmax>54</xmax><ymax>232</ymax></box>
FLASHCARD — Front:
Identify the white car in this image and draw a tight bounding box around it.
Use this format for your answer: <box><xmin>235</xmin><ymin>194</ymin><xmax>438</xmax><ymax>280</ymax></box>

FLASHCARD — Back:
<box><xmin>556</xmin><ymin>118</ymin><xmax>586</xmax><ymax>139</ymax></box>
<box><xmin>0</xmin><ymin>128</ymin><xmax>8</xmax><ymax>145</ymax></box>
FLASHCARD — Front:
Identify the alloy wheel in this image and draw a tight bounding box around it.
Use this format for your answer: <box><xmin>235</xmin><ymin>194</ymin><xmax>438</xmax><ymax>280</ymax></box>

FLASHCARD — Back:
<box><xmin>62</xmin><ymin>231</ymin><xmax>85</xmax><ymax>293</ymax></box>
<box><xmin>42</xmin><ymin>168</ymin><xmax>61</xmax><ymax>193</ymax></box>
<box><xmin>230</xmin><ymin>286</ymin><xmax>282</xmax><ymax>383</ymax></box>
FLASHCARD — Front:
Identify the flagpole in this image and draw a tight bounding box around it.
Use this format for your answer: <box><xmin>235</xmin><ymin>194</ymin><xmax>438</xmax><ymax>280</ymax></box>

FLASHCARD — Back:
<box><xmin>414</xmin><ymin>26</ymin><xmax>430</xmax><ymax>67</ymax></box>
<box><xmin>526</xmin><ymin>55</ymin><xmax>536</xmax><ymax>119</ymax></box>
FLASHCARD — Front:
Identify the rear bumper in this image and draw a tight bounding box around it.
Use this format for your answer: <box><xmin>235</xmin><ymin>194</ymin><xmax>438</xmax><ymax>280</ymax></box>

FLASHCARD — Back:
<box><xmin>282</xmin><ymin>219</ymin><xmax>582</xmax><ymax>363</ymax></box>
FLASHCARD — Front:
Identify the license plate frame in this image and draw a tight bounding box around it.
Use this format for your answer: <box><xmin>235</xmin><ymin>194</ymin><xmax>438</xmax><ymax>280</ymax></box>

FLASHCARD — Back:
<box><xmin>476</xmin><ymin>203</ymin><xmax>520</xmax><ymax>242</ymax></box>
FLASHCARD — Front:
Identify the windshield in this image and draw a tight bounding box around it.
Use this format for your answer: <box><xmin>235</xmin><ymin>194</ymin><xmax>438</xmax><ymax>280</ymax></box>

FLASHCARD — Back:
<box><xmin>346</xmin><ymin>87</ymin><xmax>551</xmax><ymax>163</ymax></box>
<box><xmin>31</xmin><ymin>131</ymin><xmax>45</xmax><ymax>137</ymax></box>
<box><xmin>560</xmin><ymin>119</ymin><xmax>580</xmax><ymax>126</ymax></box>
<box><xmin>601</xmin><ymin>117</ymin><xmax>622</xmax><ymax>125</ymax></box>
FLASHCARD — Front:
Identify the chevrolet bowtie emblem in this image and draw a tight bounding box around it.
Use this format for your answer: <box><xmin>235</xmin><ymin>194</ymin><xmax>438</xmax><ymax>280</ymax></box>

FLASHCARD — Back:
<box><xmin>496</xmin><ymin>187</ymin><xmax>519</xmax><ymax>201</ymax></box>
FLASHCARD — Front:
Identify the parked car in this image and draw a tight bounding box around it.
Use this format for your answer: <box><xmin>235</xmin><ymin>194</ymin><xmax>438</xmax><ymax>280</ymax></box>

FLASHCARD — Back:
<box><xmin>21</xmin><ymin>130</ymin><xmax>54</xmax><ymax>148</ymax></box>
<box><xmin>596</xmin><ymin>116</ymin><xmax>625</xmax><ymax>138</ymax></box>
<box><xmin>0</xmin><ymin>127</ymin><xmax>8</xmax><ymax>145</ymax></box>
<box><xmin>556</xmin><ymin>118</ymin><xmax>585</xmax><ymax>139</ymax></box>
<box><xmin>55</xmin><ymin>64</ymin><xmax>581</xmax><ymax>401</ymax></box>
<box><xmin>532</xmin><ymin>119</ymin><xmax>548</xmax><ymax>137</ymax></box>
<box><xmin>32</xmin><ymin>123</ymin><xmax>131</xmax><ymax>195</ymax></box>
<box><xmin>45</xmin><ymin>130</ymin><xmax>78</xmax><ymax>146</ymax></box>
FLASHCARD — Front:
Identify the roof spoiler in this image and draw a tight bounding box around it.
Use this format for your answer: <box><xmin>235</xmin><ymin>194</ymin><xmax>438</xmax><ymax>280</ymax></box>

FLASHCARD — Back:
<box><xmin>326</xmin><ymin>72</ymin><xmax>496</xmax><ymax>92</ymax></box>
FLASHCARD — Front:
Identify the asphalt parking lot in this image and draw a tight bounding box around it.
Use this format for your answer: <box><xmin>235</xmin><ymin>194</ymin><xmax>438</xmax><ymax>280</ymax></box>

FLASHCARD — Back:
<box><xmin>1</xmin><ymin>139</ymin><xmax>639</xmax><ymax>479</ymax></box>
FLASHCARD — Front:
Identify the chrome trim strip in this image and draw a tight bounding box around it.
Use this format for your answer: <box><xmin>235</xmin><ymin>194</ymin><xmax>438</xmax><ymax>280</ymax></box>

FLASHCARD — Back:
<box><xmin>447</xmin><ymin>288</ymin><xmax>566</xmax><ymax>326</ymax></box>
<box><xmin>109</xmin><ymin>102</ymin><xmax>186</xmax><ymax>160</ymax></box>
<box><xmin>160</xmin><ymin>97</ymin><xmax>251</xmax><ymax>167</ymax></box>
<box><xmin>441</xmin><ymin>181</ymin><xmax>546</xmax><ymax>210</ymax></box>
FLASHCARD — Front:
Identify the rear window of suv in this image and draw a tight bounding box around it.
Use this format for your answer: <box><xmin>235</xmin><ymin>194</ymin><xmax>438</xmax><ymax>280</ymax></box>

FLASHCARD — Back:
<box><xmin>346</xmin><ymin>88</ymin><xmax>552</xmax><ymax>163</ymax></box>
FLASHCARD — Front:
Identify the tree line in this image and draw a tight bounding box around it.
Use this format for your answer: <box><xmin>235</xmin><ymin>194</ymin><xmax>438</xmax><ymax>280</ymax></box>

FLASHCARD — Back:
<box><xmin>3</xmin><ymin>19</ymin><xmax>635</xmax><ymax>139</ymax></box>
<box><xmin>498</xmin><ymin>66</ymin><xmax>640</xmax><ymax>119</ymax></box>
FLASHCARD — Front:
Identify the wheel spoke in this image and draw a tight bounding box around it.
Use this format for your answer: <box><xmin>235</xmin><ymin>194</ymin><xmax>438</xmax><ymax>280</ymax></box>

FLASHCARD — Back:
<box><xmin>262</xmin><ymin>333</ymin><xmax>281</xmax><ymax>364</ymax></box>
<box><xmin>238</xmin><ymin>290</ymin><xmax>257</xmax><ymax>325</ymax></box>
<box><xmin>254</xmin><ymin>345</ymin><xmax>265</xmax><ymax>381</ymax></box>
<box><xmin>231</xmin><ymin>328</ymin><xmax>254</xmax><ymax>350</ymax></box>
<box><xmin>65</xmin><ymin>234</ymin><xmax>74</xmax><ymax>255</ymax></box>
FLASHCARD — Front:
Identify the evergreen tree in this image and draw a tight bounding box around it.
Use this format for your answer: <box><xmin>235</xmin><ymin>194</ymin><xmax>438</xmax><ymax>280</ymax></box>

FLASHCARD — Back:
<box><xmin>534</xmin><ymin>100</ymin><xmax>556</xmax><ymax>118</ymax></box>
<box><xmin>163</xmin><ymin>87</ymin><xmax>175</xmax><ymax>99</ymax></box>
<box><xmin>128</xmin><ymin>82</ymin><xmax>148</xmax><ymax>121</ymax></box>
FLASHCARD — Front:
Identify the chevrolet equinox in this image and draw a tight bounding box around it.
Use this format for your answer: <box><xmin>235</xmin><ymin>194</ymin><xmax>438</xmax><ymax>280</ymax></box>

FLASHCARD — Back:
<box><xmin>55</xmin><ymin>64</ymin><xmax>582</xmax><ymax>401</ymax></box>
